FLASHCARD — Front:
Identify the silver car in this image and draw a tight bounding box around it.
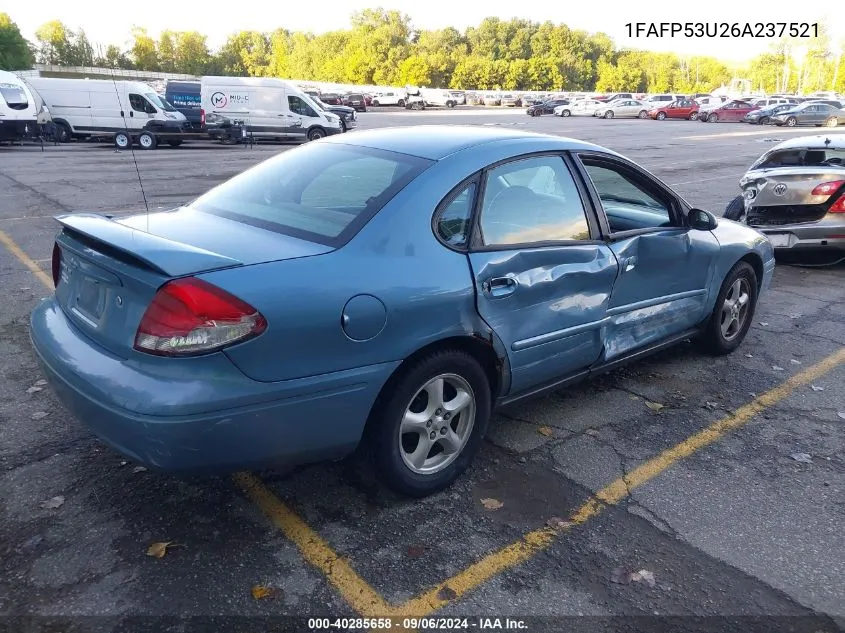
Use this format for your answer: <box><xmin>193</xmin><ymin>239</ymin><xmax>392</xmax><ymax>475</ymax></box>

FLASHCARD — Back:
<box><xmin>725</xmin><ymin>135</ymin><xmax>845</xmax><ymax>258</ymax></box>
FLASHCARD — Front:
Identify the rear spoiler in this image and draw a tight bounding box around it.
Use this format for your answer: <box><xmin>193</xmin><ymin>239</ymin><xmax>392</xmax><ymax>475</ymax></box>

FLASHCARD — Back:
<box><xmin>55</xmin><ymin>213</ymin><xmax>243</xmax><ymax>277</ymax></box>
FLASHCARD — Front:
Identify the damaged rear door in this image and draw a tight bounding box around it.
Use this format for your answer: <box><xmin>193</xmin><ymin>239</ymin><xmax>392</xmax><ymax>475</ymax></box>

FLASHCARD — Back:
<box><xmin>574</xmin><ymin>152</ymin><xmax>720</xmax><ymax>361</ymax></box>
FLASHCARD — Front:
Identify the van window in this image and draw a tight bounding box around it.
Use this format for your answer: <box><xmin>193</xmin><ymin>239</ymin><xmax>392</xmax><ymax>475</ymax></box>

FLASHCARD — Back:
<box><xmin>189</xmin><ymin>143</ymin><xmax>433</xmax><ymax>247</ymax></box>
<box><xmin>129</xmin><ymin>94</ymin><xmax>156</xmax><ymax>114</ymax></box>
<box><xmin>288</xmin><ymin>95</ymin><xmax>318</xmax><ymax>118</ymax></box>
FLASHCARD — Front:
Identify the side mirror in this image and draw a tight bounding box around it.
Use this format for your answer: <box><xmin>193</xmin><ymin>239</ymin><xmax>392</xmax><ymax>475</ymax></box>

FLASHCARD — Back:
<box><xmin>688</xmin><ymin>208</ymin><xmax>718</xmax><ymax>231</ymax></box>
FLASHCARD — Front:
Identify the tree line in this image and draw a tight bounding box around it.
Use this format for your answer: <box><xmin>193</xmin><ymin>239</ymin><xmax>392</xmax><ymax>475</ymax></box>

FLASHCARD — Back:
<box><xmin>1</xmin><ymin>10</ymin><xmax>843</xmax><ymax>94</ymax></box>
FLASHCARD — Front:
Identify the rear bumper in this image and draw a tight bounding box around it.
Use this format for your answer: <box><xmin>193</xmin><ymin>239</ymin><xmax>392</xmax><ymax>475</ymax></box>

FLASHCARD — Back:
<box><xmin>750</xmin><ymin>216</ymin><xmax>845</xmax><ymax>252</ymax></box>
<box><xmin>30</xmin><ymin>298</ymin><xmax>398</xmax><ymax>472</ymax></box>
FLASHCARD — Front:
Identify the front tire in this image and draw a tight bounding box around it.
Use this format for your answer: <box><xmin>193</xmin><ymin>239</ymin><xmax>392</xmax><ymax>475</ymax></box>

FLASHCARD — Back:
<box><xmin>55</xmin><ymin>121</ymin><xmax>72</xmax><ymax>143</ymax></box>
<box><xmin>307</xmin><ymin>127</ymin><xmax>326</xmax><ymax>141</ymax></box>
<box><xmin>604</xmin><ymin>110</ymin><xmax>614</xmax><ymax>119</ymax></box>
<box><xmin>371</xmin><ymin>350</ymin><xmax>492</xmax><ymax>497</ymax></box>
<box><xmin>825</xmin><ymin>117</ymin><xmax>838</xmax><ymax>128</ymax></box>
<box><xmin>167</xmin><ymin>139</ymin><xmax>183</xmax><ymax>147</ymax></box>
<box><xmin>397</xmin><ymin>99</ymin><xmax>405</xmax><ymax>108</ymax></box>
<box><xmin>723</xmin><ymin>195</ymin><xmax>745</xmax><ymax>221</ymax></box>
<box><xmin>699</xmin><ymin>262</ymin><xmax>758</xmax><ymax>355</ymax></box>
<box><xmin>786</xmin><ymin>116</ymin><xmax>797</xmax><ymax>127</ymax></box>
<box><xmin>759</xmin><ymin>116</ymin><xmax>770</xmax><ymax>125</ymax></box>
<box><xmin>656</xmin><ymin>112</ymin><xmax>667</xmax><ymax>120</ymax></box>
<box><xmin>708</xmin><ymin>113</ymin><xmax>718</xmax><ymax>122</ymax></box>
<box><xmin>561</xmin><ymin>109</ymin><xmax>571</xmax><ymax>117</ymax></box>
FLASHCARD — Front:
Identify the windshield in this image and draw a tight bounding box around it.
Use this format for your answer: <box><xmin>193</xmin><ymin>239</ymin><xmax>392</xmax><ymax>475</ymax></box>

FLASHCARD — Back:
<box><xmin>189</xmin><ymin>143</ymin><xmax>433</xmax><ymax>247</ymax></box>
<box><xmin>145</xmin><ymin>92</ymin><xmax>177</xmax><ymax>112</ymax></box>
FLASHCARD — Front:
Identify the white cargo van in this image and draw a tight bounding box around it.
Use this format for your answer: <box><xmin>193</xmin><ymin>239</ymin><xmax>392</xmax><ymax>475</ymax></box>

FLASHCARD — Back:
<box><xmin>24</xmin><ymin>77</ymin><xmax>188</xmax><ymax>149</ymax></box>
<box><xmin>200</xmin><ymin>77</ymin><xmax>342</xmax><ymax>142</ymax></box>
<box><xmin>0</xmin><ymin>70</ymin><xmax>39</xmax><ymax>142</ymax></box>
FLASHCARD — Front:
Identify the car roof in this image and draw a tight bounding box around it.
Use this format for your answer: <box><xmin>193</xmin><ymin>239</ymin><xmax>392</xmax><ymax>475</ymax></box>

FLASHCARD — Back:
<box><xmin>321</xmin><ymin>125</ymin><xmax>606</xmax><ymax>160</ymax></box>
<box><xmin>769</xmin><ymin>135</ymin><xmax>845</xmax><ymax>152</ymax></box>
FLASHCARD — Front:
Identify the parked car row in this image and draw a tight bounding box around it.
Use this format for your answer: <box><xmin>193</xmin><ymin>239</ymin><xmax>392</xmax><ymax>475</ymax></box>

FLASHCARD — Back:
<box><xmin>526</xmin><ymin>93</ymin><xmax>845</xmax><ymax>128</ymax></box>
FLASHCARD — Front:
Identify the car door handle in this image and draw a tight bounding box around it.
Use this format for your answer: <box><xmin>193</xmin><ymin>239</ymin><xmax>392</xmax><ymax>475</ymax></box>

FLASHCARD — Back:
<box><xmin>482</xmin><ymin>275</ymin><xmax>519</xmax><ymax>298</ymax></box>
<box><xmin>621</xmin><ymin>256</ymin><xmax>638</xmax><ymax>272</ymax></box>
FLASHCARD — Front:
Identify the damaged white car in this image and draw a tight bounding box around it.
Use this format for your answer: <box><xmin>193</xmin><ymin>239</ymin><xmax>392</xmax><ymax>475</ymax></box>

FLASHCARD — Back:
<box><xmin>724</xmin><ymin>135</ymin><xmax>845</xmax><ymax>262</ymax></box>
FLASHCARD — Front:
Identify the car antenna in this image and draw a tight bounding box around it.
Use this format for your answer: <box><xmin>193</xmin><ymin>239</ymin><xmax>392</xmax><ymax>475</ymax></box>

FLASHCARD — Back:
<box><xmin>103</xmin><ymin>45</ymin><xmax>151</xmax><ymax>231</ymax></box>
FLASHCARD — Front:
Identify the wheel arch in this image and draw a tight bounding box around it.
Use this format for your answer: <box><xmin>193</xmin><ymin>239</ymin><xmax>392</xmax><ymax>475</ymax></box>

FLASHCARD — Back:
<box><xmin>738</xmin><ymin>252</ymin><xmax>764</xmax><ymax>292</ymax></box>
<box><xmin>363</xmin><ymin>333</ymin><xmax>510</xmax><ymax>435</ymax></box>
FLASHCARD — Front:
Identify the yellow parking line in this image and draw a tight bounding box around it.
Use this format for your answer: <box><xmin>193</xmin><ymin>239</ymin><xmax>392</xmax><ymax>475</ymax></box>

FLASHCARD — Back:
<box><xmin>234</xmin><ymin>472</ymin><xmax>393</xmax><ymax>616</ymax></box>
<box><xmin>0</xmin><ymin>229</ymin><xmax>54</xmax><ymax>289</ymax></box>
<box><xmin>394</xmin><ymin>347</ymin><xmax>845</xmax><ymax>616</ymax></box>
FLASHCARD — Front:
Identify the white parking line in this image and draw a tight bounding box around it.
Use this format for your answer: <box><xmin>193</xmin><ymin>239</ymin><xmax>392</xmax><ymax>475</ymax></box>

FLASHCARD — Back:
<box><xmin>678</xmin><ymin>129</ymin><xmax>845</xmax><ymax>141</ymax></box>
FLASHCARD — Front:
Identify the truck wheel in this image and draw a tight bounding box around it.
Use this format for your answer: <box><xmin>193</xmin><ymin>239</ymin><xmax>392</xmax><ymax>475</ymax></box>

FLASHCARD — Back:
<box><xmin>397</xmin><ymin>99</ymin><xmax>405</xmax><ymax>107</ymax></box>
<box><xmin>446</xmin><ymin>101</ymin><xmax>456</xmax><ymax>108</ymax></box>
<box><xmin>307</xmin><ymin>127</ymin><xmax>326</xmax><ymax>141</ymax></box>
<box><xmin>114</xmin><ymin>132</ymin><xmax>131</xmax><ymax>149</ymax></box>
<box><xmin>55</xmin><ymin>122</ymin><xmax>72</xmax><ymax>143</ymax></box>
<box><xmin>138</xmin><ymin>132</ymin><xmax>157</xmax><ymax>149</ymax></box>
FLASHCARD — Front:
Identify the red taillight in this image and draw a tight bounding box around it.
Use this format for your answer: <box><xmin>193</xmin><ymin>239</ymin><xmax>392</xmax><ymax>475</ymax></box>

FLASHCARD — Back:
<box><xmin>811</xmin><ymin>180</ymin><xmax>845</xmax><ymax>197</ymax></box>
<box><xmin>200</xmin><ymin>108</ymin><xmax>205</xmax><ymax>126</ymax></box>
<box><xmin>51</xmin><ymin>243</ymin><xmax>61</xmax><ymax>288</ymax></box>
<box><xmin>829</xmin><ymin>195</ymin><xmax>845</xmax><ymax>213</ymax></box>
<box><xmin>134</xmin><ymin>278</ymin><xmax>266</xmax><ymax>356</ymax></box>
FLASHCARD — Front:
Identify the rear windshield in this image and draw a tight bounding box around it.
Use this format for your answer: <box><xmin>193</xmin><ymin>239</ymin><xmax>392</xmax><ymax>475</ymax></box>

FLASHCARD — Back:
<box><xmin>752</xmin><ymin>148</ymin><xmax>845</xmax><ymax>169</ymax></box>
<box><xmin>189</xmin><ymin>143</ymin><xmax>433</xmax><ymax>246</ymax></box>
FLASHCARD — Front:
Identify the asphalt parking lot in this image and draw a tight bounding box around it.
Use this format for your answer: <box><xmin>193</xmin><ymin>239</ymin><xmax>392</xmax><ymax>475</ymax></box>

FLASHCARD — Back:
<box><xmin>1</xmin><ymin>108</ymin><xmax>844</xmax><ymax>632</ymax></box>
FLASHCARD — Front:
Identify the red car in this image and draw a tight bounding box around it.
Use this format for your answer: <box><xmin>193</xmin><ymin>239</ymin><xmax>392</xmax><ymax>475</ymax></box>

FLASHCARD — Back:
<box><xmin>649</xmin><ymin>99</ymin><xmax>700</xmax><ymax>121</ymax></box>
<box><xmin>698</xmin><ymin>100</ymin><xmax>758</xmax><ymax>123</ymax></box>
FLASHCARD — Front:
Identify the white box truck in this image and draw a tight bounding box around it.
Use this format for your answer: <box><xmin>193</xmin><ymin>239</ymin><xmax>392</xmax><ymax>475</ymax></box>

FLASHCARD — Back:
<box><xmin>200</xmin><ymin>76</ymin><xmax>343</xmax><ymax>142</ymax></box>
<box><xmin>24</xmin><ymin>77</ymin><xmax>189</xmax><ymax>149</ymax></box>
<box><xmin>0</xmin><ymin>70</ymin><xmax>39</xmax><ymax>142</ymax></box>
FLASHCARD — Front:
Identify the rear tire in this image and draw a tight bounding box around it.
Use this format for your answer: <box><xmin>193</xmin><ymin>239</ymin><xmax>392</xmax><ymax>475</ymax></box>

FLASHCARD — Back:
<box><xmin>825</xmin><ymin>117</ymin><xmax>838</xmax><ymax>128</ymax></box>
<box><xmin>698</xmin><ymin>262</ymin><xmax>758</xmax><ymax>356</ymax></box>
<box><xmin>371</xmin><ymin>350</ymin><xmax>492</xmax><ymax>498</ymax></box>
<box><xmin>723</xmin><ymin>195</ymin><xmax>746</xmax><ymax>221</ymax></box>
<box><xmin>759</xmin><ymin>116</ymin><xmax>770</xmax><ymax>125</ymax></box>
<box><xmin>690</xmin><ymin>112</ymin><xmax>699</xmax><ymax>120</ymax></box>
<box><xmin>638</xmin><ymin>110</ymin><xmax>648</xmax><ymax>119</ymax></box>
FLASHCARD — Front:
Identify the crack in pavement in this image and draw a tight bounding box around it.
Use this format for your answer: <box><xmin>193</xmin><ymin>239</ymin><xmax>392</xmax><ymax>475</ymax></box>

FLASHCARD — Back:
<box><xmin>0</xmin><ymin>172</ymin><xmax>71</xmax><ymax>215</ymax></box>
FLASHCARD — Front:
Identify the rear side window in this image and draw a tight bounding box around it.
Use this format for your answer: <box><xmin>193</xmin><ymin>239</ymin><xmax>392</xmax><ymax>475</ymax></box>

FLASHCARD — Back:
<box><xmin>189</xmin><ymin>144</ymin><xmax>432</xmax><ymax>246</ymax></box>
<box><xmin>435</xmin><ymin>181</ymin><xmax>477</xmax><ymax>248</ymax></box>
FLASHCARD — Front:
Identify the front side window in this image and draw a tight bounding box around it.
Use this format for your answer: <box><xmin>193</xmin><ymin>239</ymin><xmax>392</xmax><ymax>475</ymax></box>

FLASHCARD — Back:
<box><xmin>579</xmin><ymin>158</ymin><xmax>673</xmax><ymax>233</ymax></box>
<box><xmin>189</xmin><ymin>143</ymin><xmax>432</xmax><ymax>246</ymax></box>
<box><xmin>479</xmin><ymin>155</ymin><xmax>590</xmax><ymax>246</ymax></box>
<box><xmin>129</xmin><ymin>94</ymin><xmax>152</xmax><ymax>113</ymax></box>
<box><xmin>288</xmin><ymin>95</ymin><xmax>317</xmax><ymax>117</ymax></box>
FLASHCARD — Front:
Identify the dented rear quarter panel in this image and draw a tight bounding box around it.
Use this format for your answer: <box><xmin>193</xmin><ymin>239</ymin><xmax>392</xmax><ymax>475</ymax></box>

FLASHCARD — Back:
<box><xmin>708</xmin><ymin>219</ymin><xmax>776</xmax><ymax>303</ymax></box>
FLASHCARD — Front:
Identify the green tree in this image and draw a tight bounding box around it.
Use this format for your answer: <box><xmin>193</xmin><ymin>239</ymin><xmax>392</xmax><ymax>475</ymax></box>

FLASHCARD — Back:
<box><xmin>174</xmin><ymin>31</ymin><xmax>210</xmax><ymax>75</ymax></box>
<box><xmin>130</xmin><ymin>27</ymin><xmax>158</xmax><ymax>70</ymax></box>
<box><xmin>0</xmin><ymin>13</ymin><xmax>34</xmax><ymax>70</ymax></box>
<box><xmin>218</xmin><ymin>31</ymin><xmax>270</xmax><ymax>76</ymax></box>
<box><xmin>95</xmin><ymin>44</ymin><xmax>133</xmax><ymax>69</ymax></box>
<box><xmin>157</xmin><ymin>31</ymin><xmax>177</xmax><ymax>72</ymax></box>
<box><xmin>34</xmin><ymin>20</ymin><xmax>72</xmax><ymax>64</ymax></box>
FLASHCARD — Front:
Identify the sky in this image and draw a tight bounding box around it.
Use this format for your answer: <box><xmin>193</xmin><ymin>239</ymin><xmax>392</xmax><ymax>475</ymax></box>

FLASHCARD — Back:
<box><xmin>10</xmin><ymin>0</ymin><xmax>844</xmax><ymax>63</ymax></box>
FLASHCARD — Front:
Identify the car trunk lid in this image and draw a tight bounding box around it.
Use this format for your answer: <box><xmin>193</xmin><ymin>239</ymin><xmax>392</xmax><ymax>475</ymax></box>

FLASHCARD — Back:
<box><xmin>53</xmin><ymin>211</ymin><xmax>333</xmax><ymax>358</ymax></box>
<box><xmin>744</xmin><ymin>168</ymin><xmax>845</xmax><ymax>225</ymax></box>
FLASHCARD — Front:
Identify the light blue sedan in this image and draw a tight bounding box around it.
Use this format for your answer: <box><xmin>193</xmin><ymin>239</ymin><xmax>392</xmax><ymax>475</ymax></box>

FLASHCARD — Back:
<box><xmin>30</xmin><ymin>126</ymin><xmax>775</xmax><ymax>497</ymax></box>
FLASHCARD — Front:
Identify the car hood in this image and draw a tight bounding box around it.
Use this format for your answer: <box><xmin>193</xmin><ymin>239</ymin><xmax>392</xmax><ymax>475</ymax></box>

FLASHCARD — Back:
<box><xmin>326</xmin><ymin>105</ymin><xmax>354</xmax><ymax>114</ymax></box>
<box><xmin>774</xmin><ymin>108</ymin><xmax>802</xmax><ymax>116</ymax></box>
